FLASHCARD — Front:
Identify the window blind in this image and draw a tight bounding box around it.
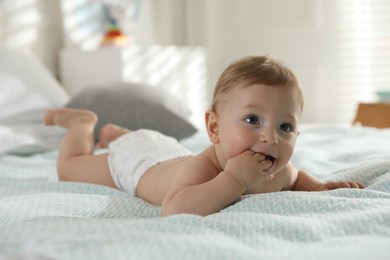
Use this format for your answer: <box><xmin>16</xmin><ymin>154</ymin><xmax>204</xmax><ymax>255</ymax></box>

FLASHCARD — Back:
<box><xmin>337</xmin><ymin>0</ymin><xmax>390</xmax><ymax>122</ymax></box>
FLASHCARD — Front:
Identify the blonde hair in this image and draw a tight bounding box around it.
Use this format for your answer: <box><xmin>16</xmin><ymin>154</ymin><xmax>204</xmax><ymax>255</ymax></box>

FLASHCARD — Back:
<box><xmin>211</xmin><ymin>55</ymin><xmax>304</xmax><ymax>113</ymax></box>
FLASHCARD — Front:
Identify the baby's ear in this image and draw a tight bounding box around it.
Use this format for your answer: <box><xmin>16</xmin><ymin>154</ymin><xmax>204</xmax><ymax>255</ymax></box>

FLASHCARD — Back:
<box><xmin>205</xmin><ymin>110</ymin><xmax>219</xmax><ymax>143</ymax></box>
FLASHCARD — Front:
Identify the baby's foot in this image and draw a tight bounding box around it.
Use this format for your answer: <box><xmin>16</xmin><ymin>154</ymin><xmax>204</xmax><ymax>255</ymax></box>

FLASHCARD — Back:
<box><xmin>98</xmin><ymin>123</ymin><xmax>130</xmax><ymax>148</ymax></box>
<box><xmin>44</xmin><ymin>108</ymin><xmax>98</xmax><ymax>128</ymax></box>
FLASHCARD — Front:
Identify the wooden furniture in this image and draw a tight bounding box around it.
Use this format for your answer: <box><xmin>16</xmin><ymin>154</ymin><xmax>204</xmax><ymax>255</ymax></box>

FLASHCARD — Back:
<box><xmin>353</xmin><ymin>103</ymin><xmax>390</xmax><ymax>128</ymax></box>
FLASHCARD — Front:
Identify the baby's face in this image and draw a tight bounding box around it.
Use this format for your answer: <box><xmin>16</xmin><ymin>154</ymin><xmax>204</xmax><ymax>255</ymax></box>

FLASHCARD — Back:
<box><xmin>215</xmin><ymin>83</ymin><xmax>301</xmax><ymax>174</ymax></box>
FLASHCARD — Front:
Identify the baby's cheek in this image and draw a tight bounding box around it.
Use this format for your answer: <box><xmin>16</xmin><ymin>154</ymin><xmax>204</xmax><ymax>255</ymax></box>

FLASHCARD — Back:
<box><xmin>277</xmin><ymin>143</ymin><xmax>295</xmax><ymax>167</ymax></box>
<box><xmin>223</xmin><ymin>147</ymin><xmax>244</xmax><ymax>161</ymax></box>
<box><xmin>222</xmin><ymin>136</ymin><xmax>249</xmax><ymax>159</ymax></box>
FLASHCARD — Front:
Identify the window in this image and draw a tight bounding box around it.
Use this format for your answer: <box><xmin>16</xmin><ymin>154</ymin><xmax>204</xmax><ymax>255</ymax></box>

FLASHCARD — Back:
<box><xmin>337</xmin><ymin>0</ymin><xmax>390</xmax><ymax>122</ymax></box>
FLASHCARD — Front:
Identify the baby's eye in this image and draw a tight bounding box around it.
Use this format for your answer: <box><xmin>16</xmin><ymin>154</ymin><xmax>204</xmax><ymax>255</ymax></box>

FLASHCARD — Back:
<box><xmin>280</xmin><ymin>122</ymin><xmax>293</xmax><ymax>132</ymax></box>
<box><xmin>244</xmin><ymin>115</ymin><xmax>260</xmax><ymax>125</ymax></box>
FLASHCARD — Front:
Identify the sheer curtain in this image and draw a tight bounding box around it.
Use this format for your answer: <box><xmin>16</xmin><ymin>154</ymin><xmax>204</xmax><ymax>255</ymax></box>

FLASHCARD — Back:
<box><xmin>336</xmin><ymin>0</ymin><xmax>390</xmax><ymax>122</ymax></box>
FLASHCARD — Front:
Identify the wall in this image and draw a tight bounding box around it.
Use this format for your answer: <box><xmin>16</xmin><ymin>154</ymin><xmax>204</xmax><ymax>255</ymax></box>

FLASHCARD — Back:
<box><xmin>0</xmin><ymin>0</ymin><xmax>63</xmax><ymax>77</ymax></box>
<box><xmin>129</xmin><ymin>0</ymin><xmax>350</xmax><ymax>123</ymax></box>
<box><xmin>184</xmin><ymin>0</ymin><xmax>347</xmax><ymax>123</ymax></box>
<box><xmin>0</xmin><ymin>0</ymin><xmax>367</xmax><ymax>124</ymax></box>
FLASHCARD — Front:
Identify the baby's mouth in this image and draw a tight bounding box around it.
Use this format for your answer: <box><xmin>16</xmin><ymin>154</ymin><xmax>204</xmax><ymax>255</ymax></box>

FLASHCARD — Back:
<box><xmin>264</xmin><ymin>155</ymin><xmax>276</xmax><ymax>167</ymax></box>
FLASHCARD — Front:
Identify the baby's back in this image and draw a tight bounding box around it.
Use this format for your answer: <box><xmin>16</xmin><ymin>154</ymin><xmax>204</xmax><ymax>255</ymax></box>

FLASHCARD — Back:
<box><xmin>135</xmin><ymin>146</ymin><xmax>219</xmax><ymax>206</ymax></box>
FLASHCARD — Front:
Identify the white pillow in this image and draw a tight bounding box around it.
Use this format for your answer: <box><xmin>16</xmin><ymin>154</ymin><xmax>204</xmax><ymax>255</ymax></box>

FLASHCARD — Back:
<box><xmin>0</xmin><ymin>123</ymin><xmax>66</xmax><ymax>155</ymax></box>
<box><xmin>0</xmin><ymin>46</ymin><xmax>69</xmax><ymax>121</ymax></box>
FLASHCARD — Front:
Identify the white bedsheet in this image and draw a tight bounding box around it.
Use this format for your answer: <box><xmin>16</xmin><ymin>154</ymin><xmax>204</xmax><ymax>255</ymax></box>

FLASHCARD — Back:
<box><xmin>0</xmin><ymin>123</ymin><xmax>65</xmax><ymax>155</ymax></box>
<box><xmin>0</xmin><ymin>125</ymin><xmax>389</xmax><ymax>259</ymax></box>
<box><xmin>0</xmin><ymin>107</ymin><xmax>66</xmax><ymax>155</ymax></box>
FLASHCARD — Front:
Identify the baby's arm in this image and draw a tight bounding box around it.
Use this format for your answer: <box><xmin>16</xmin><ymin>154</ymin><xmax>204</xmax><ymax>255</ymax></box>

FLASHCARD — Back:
<box><xmin>292</xmin><ymin>170</ymin><xmax>365</xmax><ymax>191</ymax></box>
<box><xmin>161</xmin><ymin>168</ymin><xmax>246</xmax><ymax>216</ymax></box>
<box><xmin>292</xmin><ymin>170</ymin><xmax>325</xmax><ymax>191</ymax></box>
<box><xmin>161</xmin><ymin>151</ymin><xmax>272</xmax><ymax>216</ymax></box>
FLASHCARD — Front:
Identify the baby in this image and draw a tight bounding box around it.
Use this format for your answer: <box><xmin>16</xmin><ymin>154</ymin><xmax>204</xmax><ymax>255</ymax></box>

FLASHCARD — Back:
<box><xmin>45</xmin><ymin>55</ymin><xmax>364</xmax><ymax>216</ymax></box>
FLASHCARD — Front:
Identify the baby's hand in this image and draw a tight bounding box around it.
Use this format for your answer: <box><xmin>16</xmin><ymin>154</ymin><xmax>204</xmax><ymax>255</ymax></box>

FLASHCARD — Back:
<box><xmin>319</xmin><ymin>181</ymin><xmax>365</xmax><ymax>191</ymax></box>
<box><xmin>224</xmin><ymin>150</ymin><xmax>273</xmax><ymax>191</ymax></box>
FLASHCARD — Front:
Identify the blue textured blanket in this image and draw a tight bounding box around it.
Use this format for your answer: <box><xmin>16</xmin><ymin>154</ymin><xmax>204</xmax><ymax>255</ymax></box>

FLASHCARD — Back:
<box><xmin>0</xmin><ymin>126</ymin><xmax>389</xmax><ymax>259</ymax></box>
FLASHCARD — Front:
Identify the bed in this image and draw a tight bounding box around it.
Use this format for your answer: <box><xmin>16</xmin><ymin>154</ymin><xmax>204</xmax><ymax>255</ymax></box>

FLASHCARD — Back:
<box><xmin>1</xmin><ymin>47</ymin><xmax>390</xmax><ymax>259</ymax></box>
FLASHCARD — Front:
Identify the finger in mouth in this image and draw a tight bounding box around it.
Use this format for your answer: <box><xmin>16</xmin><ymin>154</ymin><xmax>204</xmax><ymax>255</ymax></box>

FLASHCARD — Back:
<box><xmin>264</xmin><ymin>155</ymin><xmax>275</xmax><ymax>165</ymax></box>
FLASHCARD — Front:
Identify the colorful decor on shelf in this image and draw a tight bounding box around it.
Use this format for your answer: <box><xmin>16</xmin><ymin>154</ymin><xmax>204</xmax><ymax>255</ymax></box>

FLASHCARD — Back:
<box><xmin>100</xmin><ymin>18</ymin><xmax>130</xmax><ymax>47</ymax></box>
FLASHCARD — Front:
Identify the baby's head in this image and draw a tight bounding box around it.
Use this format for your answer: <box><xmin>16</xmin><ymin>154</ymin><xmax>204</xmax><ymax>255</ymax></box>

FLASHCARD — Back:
<box><xmin>211</xmin><ymin>55</ymin><xmax>304</xmax><ymax>115</ymax></box>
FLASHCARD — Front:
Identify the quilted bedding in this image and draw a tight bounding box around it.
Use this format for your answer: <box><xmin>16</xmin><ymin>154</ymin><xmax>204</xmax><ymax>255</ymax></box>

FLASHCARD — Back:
<box><xmin>0</xmin><ymin>125</ymin><xmax>389</xmax><ymax>259</ymax></box>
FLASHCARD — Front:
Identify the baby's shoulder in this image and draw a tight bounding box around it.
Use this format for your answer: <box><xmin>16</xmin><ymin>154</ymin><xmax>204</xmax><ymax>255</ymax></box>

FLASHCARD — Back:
<box><xmin>175</xmin><ymin>150</ymin><xmax>220</xmax><ymax>183</ymax></box>
<box><xmin>185</xmin><ymin>153</ymin><xmax>219</xmax><ymax>174</ymax></box>
<box><xmin>276</xmin><ymin>162</ymin><xmax>299</xmax><ymax>190</ymax></box>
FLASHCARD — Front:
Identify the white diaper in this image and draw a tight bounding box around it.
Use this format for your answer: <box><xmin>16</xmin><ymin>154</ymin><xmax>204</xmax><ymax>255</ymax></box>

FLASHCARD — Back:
<box><xmin>107</xmin><ymin>129</ymin><xmax>192</xmax><ymax>194</ymax></box>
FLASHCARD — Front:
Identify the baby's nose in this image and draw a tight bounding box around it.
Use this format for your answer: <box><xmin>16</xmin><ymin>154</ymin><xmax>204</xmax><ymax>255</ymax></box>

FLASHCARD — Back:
<box><xmin>258</xmin><ymin>129</ymin><xmax>278</xmax><ymax>145</ymax></box>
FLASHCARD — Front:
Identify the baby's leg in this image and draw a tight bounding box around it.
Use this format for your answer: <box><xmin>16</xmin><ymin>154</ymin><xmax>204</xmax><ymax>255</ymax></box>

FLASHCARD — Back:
<box><xmin>45</xmin><ymin>108</ymin><xmax>116</xmax><ymax>188</ymax></box>
<box><xmin>98</xmin><ymin>123</ymin><xmax>131</xmax><ymax>148</ymax></box>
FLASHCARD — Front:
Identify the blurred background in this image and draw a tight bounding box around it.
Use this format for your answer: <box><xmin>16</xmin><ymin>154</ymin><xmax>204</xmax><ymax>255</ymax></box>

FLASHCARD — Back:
<box><xmin>1</xmin><ymin>0</ymin><xmax>389</xmax><ymax>125</ymax></box>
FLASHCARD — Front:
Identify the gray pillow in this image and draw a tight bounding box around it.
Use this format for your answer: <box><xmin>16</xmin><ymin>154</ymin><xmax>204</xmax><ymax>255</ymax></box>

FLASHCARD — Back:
<box><xmin>66</xmin><ymin>83</ymin><xmax>197</xmax><ymax>141</ymax></box>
